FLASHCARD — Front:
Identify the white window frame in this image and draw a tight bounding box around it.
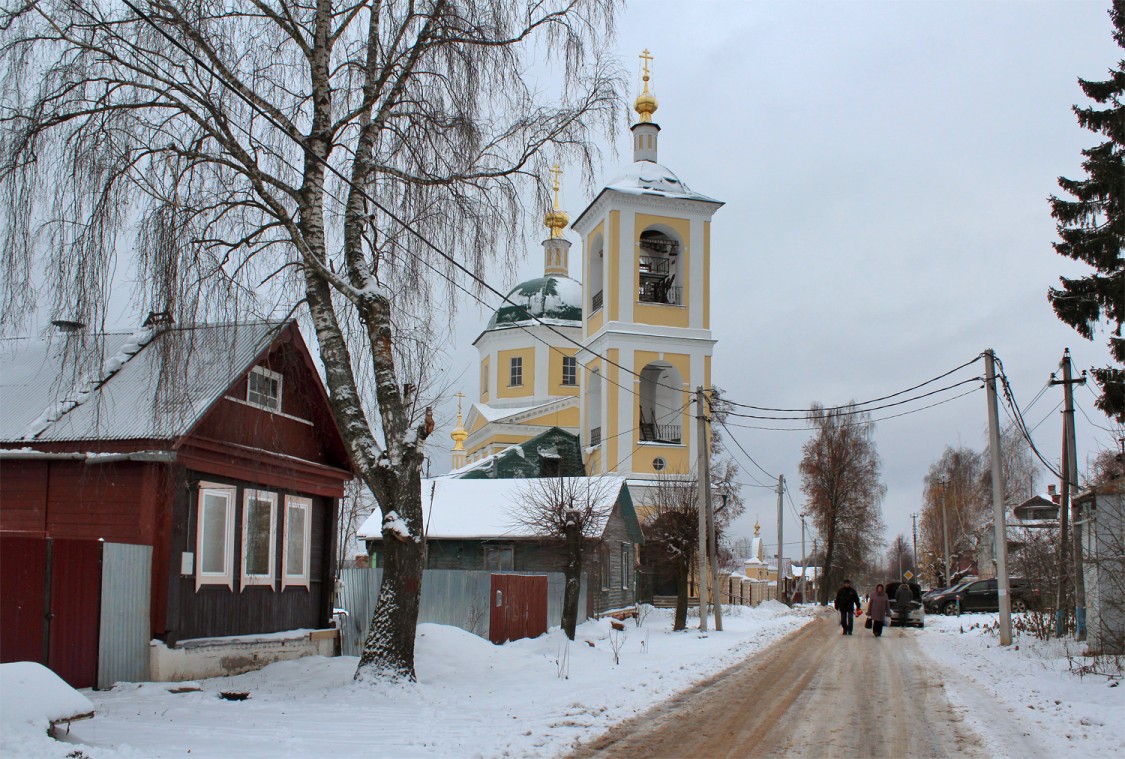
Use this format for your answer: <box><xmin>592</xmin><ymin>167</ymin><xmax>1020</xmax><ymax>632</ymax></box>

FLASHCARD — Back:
<box><xmin>509</xmin><ymin>356</ymin><xmax>523</xmax><ymax>387</ymax></box>
<box><xmin>247</xmin><ymin>365</ymin><xmax>283</xmax><ymax>412</ymax></box>
<box><xmin>561</xmin><ymin>355</ymin><xmax>577</xmax><ymax>386</ymax></box>
<box><xmin>282</xmin><ymin>495</ymin><xmax>313</xmax><ymax>589</ymax></box>
<box><xmin>241</xmin><ymin>489</ymin><xmax>278</xmax><ymax>590</ymax></box>
<box><xmin>621</xmin><ymin>543</ymin><xmax>633</xmax><ymax>590</ymax></box>
<box><xmin>196</xmin><ymin>483</ymin><xmax>236</xmax><ymax>591</ymax></box>
<box><xmin>482</xmin><ymin>362</ymin><xmax>489</xmax><ymax>394</ymax></box>
<box><xmin>600</xmin><ymin>545</ymin><xmax>611</xmax><ymax>590</ymax></box>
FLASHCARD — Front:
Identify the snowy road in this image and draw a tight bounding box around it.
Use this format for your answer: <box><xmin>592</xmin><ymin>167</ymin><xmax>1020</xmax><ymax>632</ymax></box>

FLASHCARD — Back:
<box><xmin>573</xmin><ymin>612</ymin><xmax>1045</xmax><ymax>759</ymax></box>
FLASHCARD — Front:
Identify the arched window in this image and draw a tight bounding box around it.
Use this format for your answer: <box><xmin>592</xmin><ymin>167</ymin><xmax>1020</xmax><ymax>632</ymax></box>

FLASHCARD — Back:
<box><xmin>638</xmin><ymin>362</ymin><xmax>683</xmax><ymax>444</ymax></box>
<box><xmin>587</xmin><ymin>370</ymin><xmax>603</xmax><ymax>447</ymax></box>
<box><xmin>589</xmin><ymin>234</ymin><xmax>605</xmax><ymax>313</ymax></box>
<box><xmin>637</xmin><ymin>228</ymin><xmax>683</xmax><ymax>306</ymax></box>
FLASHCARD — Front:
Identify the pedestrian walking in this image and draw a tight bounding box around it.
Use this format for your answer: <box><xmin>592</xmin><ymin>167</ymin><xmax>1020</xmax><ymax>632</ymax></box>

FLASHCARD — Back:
<box><xmin>866</xmin><ymin>583</ymin><xmax>890</xmax><ymax>637</ymax></box>
<box><xmin>834</xmin><ymin>579</ymin><xmax>862</xmax><ymax>635</ymax></box>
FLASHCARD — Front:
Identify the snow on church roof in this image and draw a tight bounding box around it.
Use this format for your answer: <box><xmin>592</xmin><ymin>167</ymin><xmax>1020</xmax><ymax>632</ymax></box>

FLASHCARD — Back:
<box><xmin>357</xmin><ymin>476</ymin><xmax>626</xmax><ymax>541</ymax></box>
<box><xmin>603</xmin><ymin>160</ymin><xmax>719</xmax><ymax>204</ymax></box>
<box><xmin>486</xmin><ymin>276</ymin><xmax>582</xmax><ymax>331</ymax></box>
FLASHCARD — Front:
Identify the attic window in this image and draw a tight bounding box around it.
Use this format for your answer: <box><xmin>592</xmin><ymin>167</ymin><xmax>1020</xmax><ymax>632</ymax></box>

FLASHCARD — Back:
<box><xmin>247</xmin><ymin>366</ymin><xmax>282</xmax><ymax>412</ymax></box>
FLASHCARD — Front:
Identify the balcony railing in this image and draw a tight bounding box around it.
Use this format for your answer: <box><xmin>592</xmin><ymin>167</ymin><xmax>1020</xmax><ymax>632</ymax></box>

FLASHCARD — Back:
<box><xmin>638</xmin><ymin>255</ymin><xmax>671</xmax><ymax>277</ymax></box>
<box><xmin>589</xmin><ymin>426</ymin><xmax>602</xmax><ymax>447</ymax></box>
<box><xmin>591</xmin><ymin>290</ymin><xmax>603</xmax><ymax>313</ymax></box>
<box><xmin>640</xmin><ymin>423</ymin><xmax>681</xmax><ymax>445</ymax></box>
<box><xmin>638</xmin><ymin>282</ymin><xmax>682</xmax><ymax>305</ymax></box>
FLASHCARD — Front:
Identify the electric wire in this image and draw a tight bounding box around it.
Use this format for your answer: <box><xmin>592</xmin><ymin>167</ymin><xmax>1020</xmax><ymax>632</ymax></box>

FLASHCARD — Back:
<box><xmin>993</xmin><ymin>355</ymin><xmax>1063</xmax><ymax>480</ymax></box>
<box><xmin>720</xmin><ymin>354</ymin><xmax>983</xmax><ymax>413</ymax></box>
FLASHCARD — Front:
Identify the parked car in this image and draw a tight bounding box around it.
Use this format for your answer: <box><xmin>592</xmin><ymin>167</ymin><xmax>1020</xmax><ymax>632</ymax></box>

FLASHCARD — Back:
<box><xmin>923</xmin><ymin>580</ymin><xmax>973</xmax><ymax>614</ymax></box>
<box><xmin>885</xmin><ymin>582</ymin><xmax>925</xmax><ymax>628</ymax></box>
<box><xmin>931</xmin><ymin>578</ymin><xmax>1043</xmax><ymax>615</ymax></box>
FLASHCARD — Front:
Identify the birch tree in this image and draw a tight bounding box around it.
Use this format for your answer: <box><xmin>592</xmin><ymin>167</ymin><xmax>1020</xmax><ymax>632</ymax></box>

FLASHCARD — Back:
<box><xmin>0</xmin><ymin>0</ymin><xmax>619</xmax><ymax>681</ymax></box>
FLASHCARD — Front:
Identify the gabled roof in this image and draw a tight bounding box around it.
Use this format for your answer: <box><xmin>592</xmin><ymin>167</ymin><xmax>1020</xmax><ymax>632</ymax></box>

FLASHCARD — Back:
<box><xmin>358</xmin><ymin>476</ymin><xmax>639</xmax><ymax>541</ymax></box>
<box><xmin>449</xmin><ymin>427</ymin><xmax>583</xmax><ymax>480</ymax></box>
<box><xmin>1</xmin><ymin>320</ymin><xmax>289</xmax><ymax>443</ymax></box>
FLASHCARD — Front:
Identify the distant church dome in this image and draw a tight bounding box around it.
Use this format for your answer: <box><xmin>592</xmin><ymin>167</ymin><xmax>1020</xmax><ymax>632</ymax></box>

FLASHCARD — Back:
<box><xmin>487</xmin><ymin>275</ymin><xmax>582</xmax><ymax>330</ymax></box>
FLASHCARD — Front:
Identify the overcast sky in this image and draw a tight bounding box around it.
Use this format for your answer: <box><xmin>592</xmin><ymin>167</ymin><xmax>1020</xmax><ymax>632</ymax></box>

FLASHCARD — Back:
<box><xmin>433</xmin><ymin>0</ymin><xmax>1123</xmax><ymax>561</ymax></box>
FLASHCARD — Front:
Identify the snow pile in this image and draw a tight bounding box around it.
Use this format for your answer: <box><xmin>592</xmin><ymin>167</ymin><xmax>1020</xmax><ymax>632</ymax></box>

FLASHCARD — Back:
<box><xmin>57</xmin><ymin>606</ymin><xmax>810</xmax><ymax>758</ymax></box>
<box><xmin>381</xmin><ymin>510</ymin><xmax>411</xmax><ymax>541</ymax></box>
<box><xmin>920</xmin><ymin>613</ymin><xmax>1124</xmax><ymax>757</ymax></box>
<box><xmin>0</xmin><ymin>662</ymin><xmax>94</xmax><ymax>729</ymax></box>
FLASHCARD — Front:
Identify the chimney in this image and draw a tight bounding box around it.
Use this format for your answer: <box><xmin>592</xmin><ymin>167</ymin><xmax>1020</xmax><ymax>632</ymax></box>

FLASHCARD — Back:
<box><xmin>1047</xmin><ymin>484</ymin><xmax>1059</xmax><ymax>504</ymax></box>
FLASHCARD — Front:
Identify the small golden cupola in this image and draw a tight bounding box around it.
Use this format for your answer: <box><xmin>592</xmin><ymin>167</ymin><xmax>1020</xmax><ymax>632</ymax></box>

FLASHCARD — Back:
<box><xmin>632</xmin><ymin>49</ymin><xmax>660</xmax><ymax>163</ymax></box>
<box><xmin>450</xmin><ymin>392</ymin><xmax>469</xmax><ymax>470</ymax></box>
<box><xmin>543</xmin><ymin>164</ymin><xmax>570</xmax><ymax>276</ymax></box>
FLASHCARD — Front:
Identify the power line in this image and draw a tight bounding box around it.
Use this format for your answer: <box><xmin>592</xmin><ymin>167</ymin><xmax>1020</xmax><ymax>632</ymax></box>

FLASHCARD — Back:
<box><xmin>717</xmin><ymin>385</ymin><xmax>982</xmax><ymax>432</ymax></box>
<box><xmin>715</xmin><ymin>417</ymin><xmax>777</xmax><ymax>481</ymax></box>
<box><xmin>993</xmin><ymin>355</ymin><xmax>1063</xmax><ymax>480</ymax></box>
<box><xmin>720</xmin><ymin>354</ymin><xmax>983</xmax><ymax>413</ymax></box>
<box><xmin>721</xmin><ymin>376</ymin><xmax>983</xmax><ymax>421</ymax></box>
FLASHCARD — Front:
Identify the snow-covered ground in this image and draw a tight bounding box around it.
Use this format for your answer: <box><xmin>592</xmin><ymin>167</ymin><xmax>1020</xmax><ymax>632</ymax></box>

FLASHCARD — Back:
<box><xmin>918</xmin><ymin>612</ymin><xmax>1123</xmax><ymax>758</ymax></box>
<box><xmin>3</xmin><ymin>603</ymin><xmax>811</xmax><ymax>759</ymax></box>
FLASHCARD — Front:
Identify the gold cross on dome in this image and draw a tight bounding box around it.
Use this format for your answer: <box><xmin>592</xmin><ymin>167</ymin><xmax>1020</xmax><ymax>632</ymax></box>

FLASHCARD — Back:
<box><xmin>454</xmin><ymin>391</ymin><xmax>464</xmax><ymax>415</ymax></box>
<box><xmin>639</xmin><ymin>49</ymin><xmax>653</xmax><ymax>91</ymax></box>
<box><xmin>550</xmin><ymin>164</ymin><xmax>562</xmax><ymax>209</ymax></box>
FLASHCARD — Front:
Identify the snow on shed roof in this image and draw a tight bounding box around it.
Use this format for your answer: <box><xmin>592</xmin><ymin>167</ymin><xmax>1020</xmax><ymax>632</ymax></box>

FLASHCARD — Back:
<box><xmin>0</xmin><ymin>320</ymin><xmax>287</xmax><ymax>443</ymax></box>
<box><xmin>357</xmin><ymin>476</ymin><xmax>627</xmax><ymax>541</ymax></box>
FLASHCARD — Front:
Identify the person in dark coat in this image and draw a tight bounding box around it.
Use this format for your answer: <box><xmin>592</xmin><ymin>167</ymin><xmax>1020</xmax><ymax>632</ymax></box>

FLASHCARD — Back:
<box><xmin>867</xmin><ymin>584</ymin><xmax>890</xmax><ymax>637</ymax></box>
<box><xmin>834</xmin><ymin>579</ymin><xmax>862</xmax><ymax>635</ymax></box>
<box><xmin>894</xmin><ymin>582</ymin><xmax>914</xmax><ymax>625</ymax></box>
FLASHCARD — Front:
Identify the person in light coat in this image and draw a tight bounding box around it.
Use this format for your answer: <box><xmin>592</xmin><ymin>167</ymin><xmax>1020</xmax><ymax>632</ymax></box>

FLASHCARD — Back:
<box><xmin>866</xmin><ymin>584</ymin><xmax>890</xmax><ymax>638</ymax></box>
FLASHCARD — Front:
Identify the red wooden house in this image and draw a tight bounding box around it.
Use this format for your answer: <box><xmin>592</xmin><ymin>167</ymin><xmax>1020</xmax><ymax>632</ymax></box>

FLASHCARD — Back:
<box><xmin>0</xmin><ymin>318</ymin><xmax>353</xmax><ymax>684</ymax></box>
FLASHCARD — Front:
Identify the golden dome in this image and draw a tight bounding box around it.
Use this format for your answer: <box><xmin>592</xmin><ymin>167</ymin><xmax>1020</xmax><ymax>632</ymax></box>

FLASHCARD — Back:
<box><xmin>450</xmin><ymin>393</ymin><xmax>468</xmax><ymax>451</ymax></box>
<box><xmin>634</xmin><ymin>91</ymin><xmax>658</xmax><ymax>123</ymax></box>
<box><xmin>634</xmin><ymin>48</ymin><xmax>658</xmax><ymax>123</ymax></box>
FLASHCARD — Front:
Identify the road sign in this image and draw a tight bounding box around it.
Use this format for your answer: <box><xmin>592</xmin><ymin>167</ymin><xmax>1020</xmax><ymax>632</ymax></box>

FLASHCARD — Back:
<box><xmin>904</xmin><ymin>570</ymin><xmax>914</xmax><ymax>581</ymax></box>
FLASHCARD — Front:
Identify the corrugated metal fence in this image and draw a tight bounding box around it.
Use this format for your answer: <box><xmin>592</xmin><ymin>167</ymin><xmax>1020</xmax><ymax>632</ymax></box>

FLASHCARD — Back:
<box><xmin>98</xmin><ymin>543</ymin><xmax>152</xmax><ymax>688</ymax></box>
<box><xmin>337</xmin><ymin>569</ymin><xmax>588</xmax><ymax>656</ymax></box>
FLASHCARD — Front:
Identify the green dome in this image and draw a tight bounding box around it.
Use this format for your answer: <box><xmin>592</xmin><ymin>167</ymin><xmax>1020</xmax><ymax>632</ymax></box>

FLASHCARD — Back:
<box><xmin>488</xmin><ymin>276</ymin><xmax>582</xmax><ymax>330</ymax></box>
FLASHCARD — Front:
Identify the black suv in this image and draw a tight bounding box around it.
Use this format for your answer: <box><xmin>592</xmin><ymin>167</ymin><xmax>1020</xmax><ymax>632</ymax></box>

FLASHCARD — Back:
<box><xmin>930</xmin><ymin>578</ymin><xmax>1042</xmax><ymax>615</ymax></box>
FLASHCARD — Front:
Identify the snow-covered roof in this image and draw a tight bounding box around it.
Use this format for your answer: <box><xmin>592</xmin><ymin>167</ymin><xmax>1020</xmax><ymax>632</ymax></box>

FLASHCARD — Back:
<box><xmin>790</xmin><ymin>565</ymin><xmax>819</xmax><ymax>579</ymax></box>
<box><xmin>486</xmin><ymin>276</ymin><xmax>582</xmax><ymax>331</ymax></box>
<box><xmin>0</xmin><ymin>320</ymin><xmax>286</xmax><ymax>443</ymax></box>
<box><xmin>470</xmin><ymin>399</ymin><xmax>561</xmax><ymax>425</ymax></box>
<box><xmin>357</xmin><ymin>476</ymin><xmax>627</xmax><ymax>540</ymax></box>
<box><xmin>603</xmin><ymin>161</ymin><xmax>719</xmax><ymax>203</ymax></box>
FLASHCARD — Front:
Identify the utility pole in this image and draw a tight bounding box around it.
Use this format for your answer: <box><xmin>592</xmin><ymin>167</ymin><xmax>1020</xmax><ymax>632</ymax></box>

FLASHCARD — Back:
<box><xmin>940</xmin><ymin>477</ymin><xmax>951</xmax><ymax>587</ymax></box>
<box><xmin>776</xmin><ymin>475</ymin><xmax>785</xmax><ymax>604</ymax></box>
<box><xmin>984</xmin><ymin>349</ymin><xmax>1012</xmax><ymax>646</ymax></box>
<box><xmin>1051</xmin><ymin>349</ymin><xmax>1087</xmax><ymax>639</ymax></box>
<box><xmin>800</xmin><ymin>514</ymin><xmax>807</xmax><ymax>605</ymax></box>
<box><xmin>694</xmin><ymin>387</ymin><xmax>709</xmax><ymax>632</ymax></box>
<box><xmin>911</xmin><ymin>513</ymin><xmax>919</xmax><ymax>578</ymax></box>
<box><xmin>812</xmin><ymin>538</ymin><xmax>818</xmax><ymax>604</ymax></box>
<box><xmin>703</xmin><ymin>393</ymin><xmax>722</xmax><ymax>631</ymax></box>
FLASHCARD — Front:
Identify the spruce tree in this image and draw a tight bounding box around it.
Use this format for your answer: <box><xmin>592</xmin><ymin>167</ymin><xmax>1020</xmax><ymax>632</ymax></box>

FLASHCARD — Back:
<box><xmin>1048</xmin><ymin>0</ymin><xmax>1125</xmax><ymax>422</ymax></box>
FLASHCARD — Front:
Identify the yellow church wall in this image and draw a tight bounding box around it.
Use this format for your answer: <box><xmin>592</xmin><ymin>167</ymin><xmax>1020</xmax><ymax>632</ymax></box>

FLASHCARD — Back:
<box><xmin>520</xmin><ymin>406</ymin><xmax>580</xmax><ymax>428</ymax></box>
<box><xmin>633</xmin><ymin>212</ymin><xmax>690</xmax><ymax>329</ymax></box>
<box><xmin>548</xmin><ymin>347</ymin><xmax>581</xmax><ymax>397</ymax></box>
<box><xmin>468</xmin><ymin>414</ymin><xmax>489</xmax><ymax>435</ymax></box>
<box><xmin>465</xmin><ymin>431</ymin><xmax>535</xmax><ymax>460</ymax></box>
<box><xmin>704</xmin><ymin>221</ymin><xmax>711</xmax><ymax>330</ymax></box>
<box><xmin>634</xmin><ymin>443</ymin><xmax>690</xmax><ymax>474</ymax></box>
<box><xmin>480</xmin><ymin>356</ymin><xmax>490</xmax><ymax>403</ymax></box>
<box><xmin>496</xmin><ymin>347</ymin><xmax>535</xmax><ymax>400</ymax></box>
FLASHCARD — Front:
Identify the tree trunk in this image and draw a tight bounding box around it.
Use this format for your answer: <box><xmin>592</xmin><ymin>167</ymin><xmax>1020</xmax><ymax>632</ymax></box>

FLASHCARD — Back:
<box><xmin>561</xmin><ymin>510</ymin><xmax>582</xmax><ymax>640</ymax></box>
<box><xmin>673</xmin><ymin>559</ymin><xmax>689</xmax><ymax>631</ymax></box>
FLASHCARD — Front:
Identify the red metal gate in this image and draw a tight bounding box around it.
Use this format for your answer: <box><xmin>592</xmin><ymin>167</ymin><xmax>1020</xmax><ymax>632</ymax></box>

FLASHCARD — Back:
<box><xmin>489</xmin><ymin>574</ymin><xmax>548</xmax><ymax>645</ymax></box>
<box><xmin>0</xmin><ymin>535</ymin><xmax>102</xmax><ymax>688</ymax></box>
